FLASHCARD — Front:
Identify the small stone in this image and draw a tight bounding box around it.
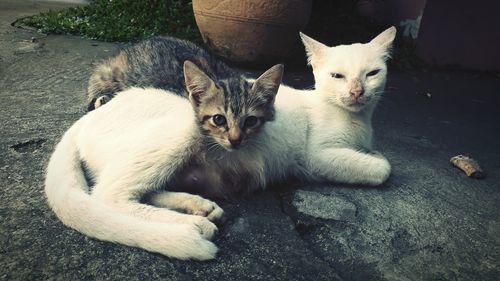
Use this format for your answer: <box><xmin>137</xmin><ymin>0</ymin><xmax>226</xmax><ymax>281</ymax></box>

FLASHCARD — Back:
<box><xmin>292</xmin><ymin>190</ymin><xmax>357</xmax><ymax>222</ymax></box>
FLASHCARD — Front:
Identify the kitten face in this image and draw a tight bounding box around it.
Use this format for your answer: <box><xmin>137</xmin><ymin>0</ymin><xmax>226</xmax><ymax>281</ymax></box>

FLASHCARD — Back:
<box><xmin>301</xmin><ymin>27</ymin><xmax>396</xmax><ymax>112</ymax></box>
<box><xmin>184</xmin><ymin>61</ymin><xmax>283</xmax><ymax>151</ymax></box>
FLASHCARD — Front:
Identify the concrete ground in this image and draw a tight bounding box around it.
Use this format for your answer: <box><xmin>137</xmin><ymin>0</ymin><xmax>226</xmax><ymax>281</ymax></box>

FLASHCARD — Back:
<box><xmin>1</xmin><ymin>1</ymin><xmax>499</xmax><ymax>281</ymax></box>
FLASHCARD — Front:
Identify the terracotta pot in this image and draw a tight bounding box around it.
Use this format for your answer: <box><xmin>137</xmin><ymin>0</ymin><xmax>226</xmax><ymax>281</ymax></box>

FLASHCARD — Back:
<box><xmin>192</xmin><ymin>0</ymin><xmax>312</xmax><ymax>65</ymax></box>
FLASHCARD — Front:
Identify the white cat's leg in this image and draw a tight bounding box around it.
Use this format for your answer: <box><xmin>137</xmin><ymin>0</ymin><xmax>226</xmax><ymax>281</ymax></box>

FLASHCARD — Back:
<box><xmin>309</xmin><ymin>147</ymin><xmax>391</xmax><ymax>185</ymax></box>
<box><xmin>147</xmin><ymin>192</ymin><xmax>224</xmax><ymax>222</ymax></box>
<box><xmin>91</xmin><ymin>184</ymin><xmax>218</xmax><ymax>240</ymax></box>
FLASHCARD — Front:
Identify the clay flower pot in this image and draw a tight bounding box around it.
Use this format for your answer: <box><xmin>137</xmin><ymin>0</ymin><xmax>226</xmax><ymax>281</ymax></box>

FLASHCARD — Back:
<box><xmin>192</xmin><ymin>0</ymin><xmax>312</xmax><ymax>65</ymax></box>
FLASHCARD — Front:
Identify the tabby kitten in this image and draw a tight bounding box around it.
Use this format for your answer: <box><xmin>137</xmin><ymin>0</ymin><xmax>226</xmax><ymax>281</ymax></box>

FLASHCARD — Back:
<box><xmin>87</xmin><ymin>36</ymin><xmax>279</xmax><ymax>152</ymax></box>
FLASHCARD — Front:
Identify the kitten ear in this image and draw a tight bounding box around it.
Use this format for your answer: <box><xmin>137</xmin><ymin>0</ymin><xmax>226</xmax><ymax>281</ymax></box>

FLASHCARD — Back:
<box><xmin>299</xmin><ymin>32</ymin><xmax>328</xmax><ymax>67</ymax></box>
<box><xmin>251</xmin><ymin>64</ymin><xmax>284</xmax><ymax>103</ymax></box>
<box><xmin>371</xmin><ymin>26</ymin><xmax>397</xmax><ymax>51</ymax></box>
<box><xmin>183</xmin><ymin>60</ymin><xmax>216</xmax><ymax>107</ymax></box>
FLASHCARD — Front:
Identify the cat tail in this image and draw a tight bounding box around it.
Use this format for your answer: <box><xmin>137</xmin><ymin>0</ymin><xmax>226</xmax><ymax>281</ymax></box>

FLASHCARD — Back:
<box><xmin>86</xmin><ymin>53</ymin><xmax>129</xmax><ymax>111</ymax></box>
<box><xmin>44</xmin><ymin>122</ymin><xmax>218</xmax><ymax>260</ymax></box>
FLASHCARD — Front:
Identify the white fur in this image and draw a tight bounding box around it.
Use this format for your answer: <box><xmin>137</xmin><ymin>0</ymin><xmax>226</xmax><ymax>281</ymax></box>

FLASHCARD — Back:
<box><xmin>292</xmin><ymin>27</ymin><xmax>396</xmax><ymax>184</ymax></box>
<box><xmin>45</xmin><ymin>88</ymin><xmax>223</xmax><ymax>260</ymax></box>
<box><xmin>44</xmin><ymin>28</ymin><xmax>395</xmax><ymax>259</ymax></box>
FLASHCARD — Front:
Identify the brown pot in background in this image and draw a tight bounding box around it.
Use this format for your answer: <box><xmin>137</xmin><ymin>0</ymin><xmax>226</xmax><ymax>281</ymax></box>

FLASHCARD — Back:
<box><xmin>192</xmin><ymin>0</ymin><xmax>312</xmax><ymax>66</ymax></box>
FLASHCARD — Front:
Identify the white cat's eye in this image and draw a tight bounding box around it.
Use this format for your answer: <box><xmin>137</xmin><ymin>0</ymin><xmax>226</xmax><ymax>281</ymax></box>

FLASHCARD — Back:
<box><xmin>212</xmin><ymin>114</ymin><xmax>227</xmax><ymax>126</ymax></box>
<box><xmin>366</xmin><ymin>69</ymin><xmax>381</xmax><ymax>77</ymax></box>
<box><xmin>330</xmin><ymin>73</ymin><xmax>345</xmax><ymax>79</ymax></box>
<box><xmin>244</xmin><ymin>116</ymin><xmax>259</xmax><ymax>128</ymax></box>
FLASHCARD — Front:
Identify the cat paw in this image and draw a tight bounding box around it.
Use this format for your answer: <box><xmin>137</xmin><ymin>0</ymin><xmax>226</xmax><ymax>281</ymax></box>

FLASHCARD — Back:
<box><xmin>183</xmin><ymin>232</ymin><xmax>218</xmax><ymax>260</ymax></box>
<box><xmin>159</xmin><ymin>224</ymin><xmax>218</xmax><ymax>260</ymax></box>
<box><xmin>182</xmin><ymin>235</ymin><xmax>218</xmax><ymax>261</ymax></box>
<box><xmin>369</xmin><ymin>157</ymin><xmax>391</xmax><ymax>185</ymax></box>
<box><xmin>189</xmin><ymin>216</ymin><xmax>218</xmax><ymax>240</ymax></box>
<box><xmin>148</xmin><ymin>192</ymin><xmax>225</xmax><ymax>223</ymax></box>
<box><xmin>94</xmin><ymin>95</ymin><xmax>110</xmax><ymax>108</ymax></box>
<box><xmin>185</xmin><ymin>197</ymin><xmax>225</xmax><ymax>222</ymax></box>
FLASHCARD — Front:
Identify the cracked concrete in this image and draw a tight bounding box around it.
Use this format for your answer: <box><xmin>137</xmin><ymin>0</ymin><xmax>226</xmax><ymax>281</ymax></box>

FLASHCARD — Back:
<box><xmin>1</xmin><ymin>1</ymin><xmax>500</xmax><ymax>280</ymax></box>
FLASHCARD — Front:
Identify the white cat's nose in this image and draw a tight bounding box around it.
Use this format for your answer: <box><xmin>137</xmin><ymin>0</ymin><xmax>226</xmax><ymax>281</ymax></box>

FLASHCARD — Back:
<box><xmin>350</xmin><ymin>88</ymin><xmax>364</xmax><ymax>100</ymax></box>
<box><xmin>349</xmin><ymin>79</ymin><xmax>364</xmax><ymax>100</ymax></box>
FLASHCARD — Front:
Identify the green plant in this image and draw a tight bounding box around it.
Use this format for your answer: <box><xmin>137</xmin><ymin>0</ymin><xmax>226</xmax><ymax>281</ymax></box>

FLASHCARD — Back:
<box><xmin>15</xmin><ymin>0</ymin><xmax>201</xmax><ymax>42</ymax></box>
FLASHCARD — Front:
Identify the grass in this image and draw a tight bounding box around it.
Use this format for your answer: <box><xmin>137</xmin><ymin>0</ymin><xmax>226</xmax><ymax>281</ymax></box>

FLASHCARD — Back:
<box><xmin>14</xmin><ymin>0</ymin><xmax>201</xmax><ymax>43</ymax></box>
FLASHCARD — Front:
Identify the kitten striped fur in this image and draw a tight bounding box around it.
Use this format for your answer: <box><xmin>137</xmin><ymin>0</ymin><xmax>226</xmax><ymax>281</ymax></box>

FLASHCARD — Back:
<box><xmin>88</xmin><ymin>37</ymin><xmax>251</xmax><ymax>110</ymax></box>
<box><xmin>87</xmin><ymin>36</ymin><xmax>282</xmax><ymax>152</ymax></box>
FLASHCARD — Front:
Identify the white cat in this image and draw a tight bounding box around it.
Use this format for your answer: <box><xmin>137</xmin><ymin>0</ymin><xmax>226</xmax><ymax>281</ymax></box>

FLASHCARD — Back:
<box><xmin>248</xmin><ymin>27</ymin><xmax>395</xmax><ymax>186</ymax></box>
<box><xmin>296</xmin><ymin>27</ymin><xmax>395</xmax><ymax>185</ymax></box>
<box><xmin>44</xmin><ymin>27</ymin><xmax>395</xmax><ymax>260</ymax></box>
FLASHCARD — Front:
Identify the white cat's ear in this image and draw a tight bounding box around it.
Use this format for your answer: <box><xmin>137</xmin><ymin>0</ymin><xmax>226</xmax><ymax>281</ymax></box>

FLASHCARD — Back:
<box><xmin>183</xmin><ymin>60</ymin><xmax>216</xmax><ymax>107</ymax></box>
<box><xmin>299</xmin><ymin>32</ymin><xmax>328</xmax><ymax>67</ymax></box>
<box><xmin>371</xmin><ymin>26</ymin><xmax>397</xmax><ymax>50</ymax></box>
<box><xmin>252</xmin><ymin>64</ymin><xmax>284</xmax><ymax>102</ymax></box>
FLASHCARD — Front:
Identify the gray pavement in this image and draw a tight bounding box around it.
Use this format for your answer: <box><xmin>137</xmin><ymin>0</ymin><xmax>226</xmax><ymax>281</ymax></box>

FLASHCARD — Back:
<box><xmin>1</xmin><ymin>1</ymin><xmax>499</xmax><ymax>280</ymax></box>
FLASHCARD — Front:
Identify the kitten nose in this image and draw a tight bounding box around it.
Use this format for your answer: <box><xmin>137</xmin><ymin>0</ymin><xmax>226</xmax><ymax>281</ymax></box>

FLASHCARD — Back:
<box><xmin>229</xmin><ymin>137</ymin><xmax>242</xmax><ymax>148</ymax></box>
<box><xmin>228</xmin><ymin>128</ymin><xmax>241</xmax><ymax>148</ymax></box>
<box><xmin>350</xmin><ymin>88</ymin><xmax>364</xmax><ymax>100</ymax></box>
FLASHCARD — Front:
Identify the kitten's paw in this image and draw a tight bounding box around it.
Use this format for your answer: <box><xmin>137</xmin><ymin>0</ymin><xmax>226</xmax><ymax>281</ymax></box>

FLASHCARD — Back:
<box><xmin>185</xmin><ymin>197</ymin><xmax>225</xmax><ymax>222</ymax></box>
<box><xmin>94</xmin><ymin>95</ymin><xmax>110</xmax><ymax>108</ymax></box>
<box><xmin>189</xmin><ymin>216</ymin><xmax>218</xmax><ymax>240</ymax></box>
<box><xmin>148</xmin><ymin>192</ymin><xmax>225</xmax><ymax>222</ymax></box>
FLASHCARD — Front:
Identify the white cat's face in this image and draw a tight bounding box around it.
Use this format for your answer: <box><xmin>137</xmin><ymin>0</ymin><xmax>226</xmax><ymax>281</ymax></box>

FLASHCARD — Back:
<box><xmin>301</xmin><ymin>27</ymin><xmax>396</xmax><ymax>112</ymax></box>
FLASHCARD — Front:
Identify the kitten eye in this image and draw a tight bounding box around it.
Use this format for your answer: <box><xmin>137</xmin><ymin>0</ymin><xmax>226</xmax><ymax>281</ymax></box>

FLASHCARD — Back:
<box><xmin>212</xmin><ymin>114</ymin><xmax>226</xmax><ymax>126</ymax></box>
<box><xmin>244</xmin><ymin>116</ymin><xmax>259</xmax><ymax>128</ymax></box>
<box><xmin>366</xmin><ymin>69</ymin><xmax>381</xmax><ymax>77</ymax></box>
<box><xmin>331</xmin><ymin>73</ymin><xmax>345</xmax><ymax>79</ymax></box>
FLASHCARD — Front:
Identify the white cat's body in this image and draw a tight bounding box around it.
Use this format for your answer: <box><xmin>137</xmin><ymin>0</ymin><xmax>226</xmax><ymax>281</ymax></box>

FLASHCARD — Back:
<box><xmin>277</xmin><ymin>84</ymin><xmax>390</xmax><ymax>186</ymax></box>
<box><xmin>45</xmin><ymin>27</ymin><xmax>395</xmax><ymax>260</ymax></box>
<box><xmin>46</xmin><ymin>90</ymin><xmax>226</xmax><ymax>260</ymax></box>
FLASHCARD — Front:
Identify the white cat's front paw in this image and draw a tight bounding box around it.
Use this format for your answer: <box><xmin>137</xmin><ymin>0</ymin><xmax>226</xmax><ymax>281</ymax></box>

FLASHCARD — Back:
<box><xmin>189</xmin><ymin>216</ymin><xmax>218</xmax><ymax>240</ymax></box>
<box><xmin>368</xmin><ymin>157</ymin><xmax>391</xmax><ymax>185</ymax></box>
